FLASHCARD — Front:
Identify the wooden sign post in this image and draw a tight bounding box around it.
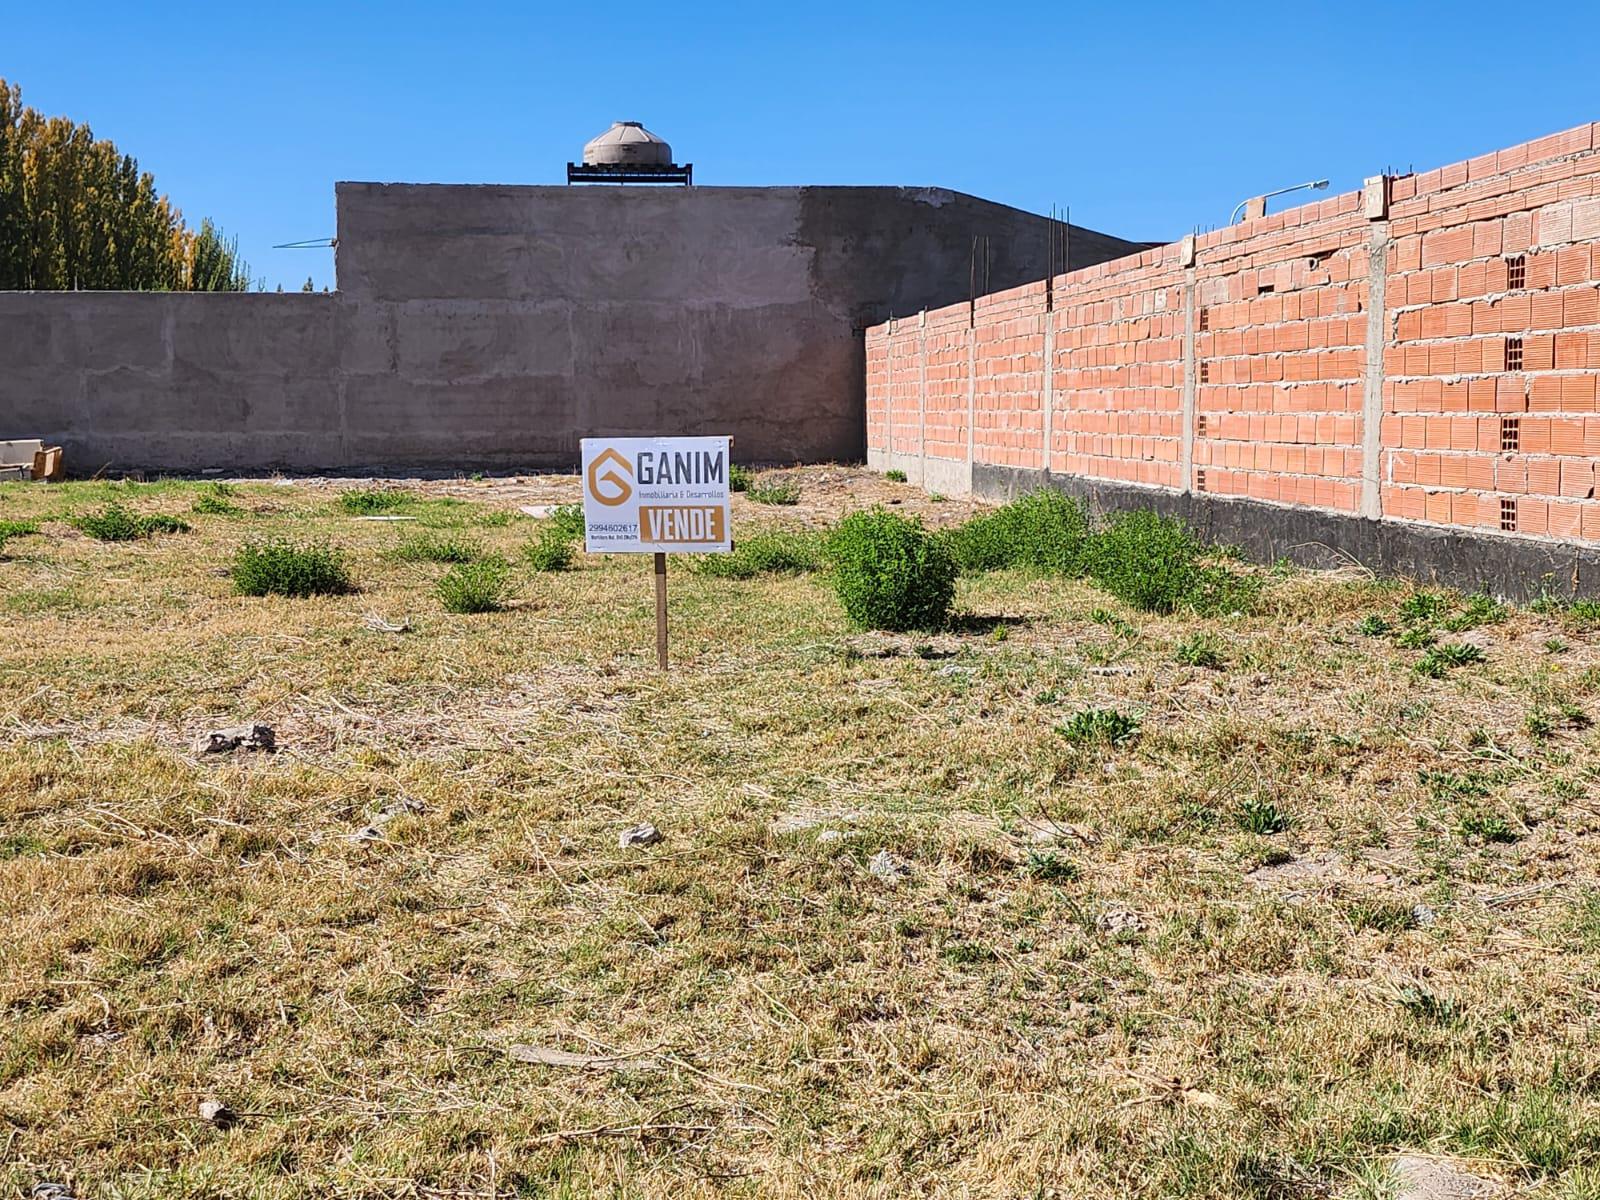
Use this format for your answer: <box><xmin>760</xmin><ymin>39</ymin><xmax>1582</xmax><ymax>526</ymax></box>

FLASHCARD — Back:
<box><xmin>579</xmin><ymin>436</ymin><xmax>733</xmax><ymax>671</ymax></box>
<box><xmin>654</xmin><ymin>551</ymin><xmax>669</xmax><ymax>670</ymax></box>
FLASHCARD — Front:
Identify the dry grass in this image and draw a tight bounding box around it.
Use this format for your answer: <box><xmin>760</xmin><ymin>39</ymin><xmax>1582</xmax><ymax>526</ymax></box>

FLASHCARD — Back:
<box><xmin>2</xmin><ymin>469</ymin><xmax>1600</xmax><ymax>1198</ymax></box>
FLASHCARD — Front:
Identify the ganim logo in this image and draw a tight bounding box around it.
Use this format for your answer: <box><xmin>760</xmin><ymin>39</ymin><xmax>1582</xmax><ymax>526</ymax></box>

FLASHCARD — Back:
<box><xmin>587</xmin><ymin>448</ymin><xmax>634</xmax><ymax>507</ymax></box>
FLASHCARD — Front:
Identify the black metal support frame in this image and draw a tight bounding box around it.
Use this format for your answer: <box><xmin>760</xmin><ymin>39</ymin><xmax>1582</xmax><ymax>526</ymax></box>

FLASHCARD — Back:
<box><xmin>566</xmin><ymin>162</ymin><xmax>693</xmax><ymax>186</ymax></box>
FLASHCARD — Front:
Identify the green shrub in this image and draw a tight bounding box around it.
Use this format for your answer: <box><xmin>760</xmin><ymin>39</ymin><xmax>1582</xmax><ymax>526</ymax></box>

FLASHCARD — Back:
<box><xmin>437</xmin><ymin>558</ymin><xmax>512</xmax><ymax>613</ymax></box>
<box><xmin>694</xmin><ymin>529</ymin><xmax>822</xmax><ymax>579</ymax></box>
<box><xmin>729</xmin><ymin>464</ymin><xmax>754</xmax><ymax>493</ymax></box>
<box><xmin>339</xmin><ymin>488</ymin><xmax>411</xmax><ymax>515</ymax></box>
<box><xmin>942</xmin><ymin>489</ymin><xmax>1090</xmax><ymax>575</ymax></box>
<box><xmin>824</xmin><ymin>509</ymin><xmax>956</xmax><ymax>631</ymax></box>
<box><xmin>387</xmin><ymin>532</ymin><xmax>481</xmax><ymax>564</ymax></box>
<box><xmin>1356</xmin><ymin>614</ymin><xmax>1393</xmax><ymax>637</ymax></box>
<box><xmin>524</xmin><ymin>527</ymin><xmax>575</xmax><ymax>573</ymax></box>
<box><xmin>747</xmin><ymin>477</ymin><xmax>801</xmax><ymax>506</ymax></box>
<box><xmin>72</xmin><ymin>503</ymin><xmax>188</xmax><ymax>541</ymax></box>
<box><xmin>1083</xmin><ymin>510</ymin><xmax>1202</xmax><ymax>614</ymax></box>
<box><xmin>884</xmin><ymin>469</ymin><xmax>908</xmax><ymax>483</ymax></box>
<box><xmin>522</xmin><ymin>505</ymin><xmax>585</xmax><ymax>572</ymax></box>
<box><xmin>232</xmin><ymin>540</ymin><xmax>351</xmax><ymax>597</ymax></box>
<box><xmin>1057</xmin><ymin>706</ymin><xmax>1141</xmax><ymax>748</ymax></box>
<box><xmin>546</xmin><ymin>504</ymin><xmax>586</xmax><ymax>542</ymax></box>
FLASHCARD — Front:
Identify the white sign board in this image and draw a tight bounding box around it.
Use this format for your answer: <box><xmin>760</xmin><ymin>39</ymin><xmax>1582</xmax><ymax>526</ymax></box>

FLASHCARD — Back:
<box><xmin>580</xmin><ymin>436</ymin><xmax>733</xmax><ymax>555</ymax></box>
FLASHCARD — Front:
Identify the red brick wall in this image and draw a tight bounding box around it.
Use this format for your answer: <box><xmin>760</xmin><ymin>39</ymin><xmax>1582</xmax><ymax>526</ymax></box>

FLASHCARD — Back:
<box><xmin>1383</xmin><ymin>125</ymin><xmax>1600</xmax><ymax>541</ymax></box>
<box><xmin>1192</xmin><ymin>192</ymin><xmax>1368</xmax><ymax>512</ymax></box>
<box><xmin>866</xmin><ymin>121</ymin><xmax>1600</xmax><ymax>548</ymax></box>
<box><xmin>1054</xmin><ymin>251</ymin><xmax>1186</xmax><ymax>489</ymax></box>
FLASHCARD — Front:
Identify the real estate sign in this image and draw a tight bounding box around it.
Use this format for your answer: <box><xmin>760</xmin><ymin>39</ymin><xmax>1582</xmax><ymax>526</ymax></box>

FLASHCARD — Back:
<box><xmin>580</xmin><ymin>436</ymin><xmax>733</xmax><ymax>555</ymax></box>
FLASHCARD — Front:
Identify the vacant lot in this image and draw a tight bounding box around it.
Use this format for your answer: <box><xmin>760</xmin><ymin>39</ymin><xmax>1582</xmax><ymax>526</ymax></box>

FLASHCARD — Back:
<box><xmin>3</xmin><ymin>468</ymin><xmax>1600</xmax><ymax>1199</ymax></box>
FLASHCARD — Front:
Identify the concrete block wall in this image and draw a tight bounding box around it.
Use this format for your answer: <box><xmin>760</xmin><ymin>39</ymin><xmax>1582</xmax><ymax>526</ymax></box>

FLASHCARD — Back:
<box><xmin>1</xmin><ymin>184</ymin><xmax>1143</xmax><ymax>474</ymax></box>
<box><xmin>866</xmin><ymin>121</ymin><xmax>1600</xmax><ymax>591</ymax></box>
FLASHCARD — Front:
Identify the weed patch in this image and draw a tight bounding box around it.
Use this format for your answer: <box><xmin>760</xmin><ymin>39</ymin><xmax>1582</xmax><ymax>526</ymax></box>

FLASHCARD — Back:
<box><xmin>523</xmin><ymin>505</ymin><xmax>585</xmax><ymax>572</ymax></box>
<box><xmin>387</xmin><ymin>532</ymin><xmax>481</xmax><ymax>564</ymax></box>
<box><xmin>1347</xmin><ymin>898</ymin><xmax>1417</xmax><ymax>933</ymax></box>
<box><xmin>339</xmin><ymin>488</ymin><xmax>412</xmax><ymax>515</ymax></box>
<box><xmin>232</xmin><ymin>540</ymin><xmax>351</xmax><ymax>597</ymax></box>
<box><xmin>72</xmin><ymin>503</ymin><xmax>189</xmax><ymax>541</ymax></box>
<box><xmin>191</xmin><ymin>483</ymin><xmax>241</xmax><ymax>516</ymax></box>
<box><xmin>746</xmin><ymin>477</ymin><xmax>801</xmax><ymax>506</ymax></box>
<box><xmin>693</xmin><ymin>529</ymin><xmax>821</xmax><ymax>579</ymax></box>
<box><xmin>523</xmin><ymin>530</ymin><xmax>575</xmax><ymax>572</ymax></box>
<box><xmin>1443</xmin><ymin>592</ymin><xmax>1508</xmax><ymax>631</ymax></box>
<box><xmin>1175</xmin><ymin>632</ymin><xmax>1225</xmax><ymax>668</ymax></box>
<box><xmin>437</xmin><ymin>558</ymin><xmax>512</xmax><ymax>613</ymax></box>
<box><xmin>1237</xmin><ymin>796</ymin><xmax>1292</xmax><ymax>834</ymax></box>
<box><xmin>1397</xmin><ymin>985</ymin><xmax>1464</xmax><ymax>1025</ymax></box>
<box><xmin>1058</xmin><ymin>706</ymin><xmax>1141</xmax><ymax>748</ymax></box>
<box><xmin>942</xmin><ymin>489</ymin><xmax>1090</xmax><ymax>575</ymax></box>
<box><xmin>0</xmin><ymin>518</ymin><xmax>39</xmax><ymax>553</ymax></box>
<box><xmin>1458</xmin><ymin>810</ymin><xmax>1518</xmax><ymax>843</ymax></box>
<box><xmin>1022</xmin><ymin>851</ymin><xmax>1080</xmax><ymax>882</ymax></box>
<box><xmin>1083</xmin><ymin>510</ymin><xmax>1253</xmax><ymax>614</ymax></box>
<box><xmin>1416</xmin><ymin>643</ymin><xmax>1485</xmax><ymax>678</ymax></box>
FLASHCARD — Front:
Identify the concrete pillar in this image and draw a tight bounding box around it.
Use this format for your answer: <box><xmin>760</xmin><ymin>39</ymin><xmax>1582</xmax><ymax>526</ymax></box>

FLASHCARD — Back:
<box><xmin>884</xmin><ymin>319</ymin><xmax>894</xmax><ymax>471</ymax></box>
<box><xmin>1041</xmin><ymin>310</ymin><xmax>1055</xmax><ymax>476</ymax></box>
<box><xmin>1181</xmin><ymin>269</ymin><xmax>1197</xmax><ymax>493</ymax></box>
<box><xmin>917</xmin><ymin>310</ymin><xmax>928</xmax><ymax>485</ymax></box>
<box><xmin>1361</xmin><ymin>222</ymin><xmax>1390</xmax><ymax>520</ymax></box>
<box><xmin>966</xmin><ymin>325</ymin><xmax>977</xmax><ymax>476</ymax></box>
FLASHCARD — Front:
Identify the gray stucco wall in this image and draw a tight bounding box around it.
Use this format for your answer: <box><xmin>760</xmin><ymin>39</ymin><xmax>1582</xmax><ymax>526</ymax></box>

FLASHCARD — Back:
<box><xmin>0</xmin><ymin>184</ymin><xmax>1143</xmax><ymax>473</ymax></box>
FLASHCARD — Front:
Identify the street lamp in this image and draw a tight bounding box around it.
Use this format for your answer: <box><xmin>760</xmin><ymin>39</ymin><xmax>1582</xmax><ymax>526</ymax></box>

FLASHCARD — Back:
<box><xmin>1230</xmin><ymin>179</ymin><xmax>1330</xmax><ymax>224</ymax></box>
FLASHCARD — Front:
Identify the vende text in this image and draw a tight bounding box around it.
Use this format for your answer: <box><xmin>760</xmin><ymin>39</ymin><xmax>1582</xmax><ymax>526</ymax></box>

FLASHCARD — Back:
<box><xmin>639</xmin><ymin>505</ymin><xmax>727</xmax><ymax>544</ymax></box>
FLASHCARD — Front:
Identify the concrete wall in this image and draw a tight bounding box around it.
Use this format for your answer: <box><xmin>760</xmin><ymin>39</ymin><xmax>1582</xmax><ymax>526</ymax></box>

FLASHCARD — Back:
<box><xmin>0</xmin><ymin>292</ymin><xmax>344</xmax><ymax>472</ymax></box>
<box><xmin>865</xmin><ymin>121</ymin><xmax>1600</xmax><ymax>597</ymax></box>
<box><xmin>0</xmin><ymin>183</ymin><xmax>1142</xmax><ymax>473</ymax></box>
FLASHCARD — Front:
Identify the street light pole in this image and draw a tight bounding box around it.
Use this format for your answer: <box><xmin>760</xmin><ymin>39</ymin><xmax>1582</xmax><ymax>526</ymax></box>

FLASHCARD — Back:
<box><xmin>1230</xmin><ymin>179</ymin><xmax>1331</xmax><ymax>225</ymax></box>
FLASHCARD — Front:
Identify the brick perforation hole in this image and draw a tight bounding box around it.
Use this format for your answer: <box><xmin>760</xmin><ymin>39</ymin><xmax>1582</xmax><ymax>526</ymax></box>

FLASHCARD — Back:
<box><xmin>1198</xmin><ymin>360</ymin><xmax>1210</xmax><ymax>384</ymax></box>
<box><xmin>1195</xmin><ymin>469</ymin><xmax>1207</xmax><ymax>492</ymax></box>
<box><xmin>1197</xmin><ymin>307</ymin><xmax>1210</xmax><ymax>332</ymax></box>
<box><xmin>1505</xmin><ymin>336</ymin><xmax>1524</xmax><ymax>371</ymax></box>
<box><xmin>1500</xmin><ymin>498</ymin><xmax>1518</xmax><ymax>532</ymax></box>
<box><xmin>1500</xmin><ymin>416</ymin><xmax>1520</xmax><ymax>452</ymax></box>
<box><xmin>1507</xmin><ymin>254</ymin><xmax>1526</xmax><ymax>290</ymax></box>
<box><xmin>1196</xmin><ymin>414</ymin><xmax>1208</xmax><ymax>437</ymax></box>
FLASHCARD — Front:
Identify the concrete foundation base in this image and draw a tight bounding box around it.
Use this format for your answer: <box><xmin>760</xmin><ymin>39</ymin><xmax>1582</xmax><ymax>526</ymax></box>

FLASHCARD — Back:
<box><xmin>869</xmin><ymin>447</ymin><xmax>971</xmax><ymax>495</ymax></box>
<box><xmin>973</xmin><ymin>463</ymin><xmax>1600</xmax><ymax>601</ymax></box>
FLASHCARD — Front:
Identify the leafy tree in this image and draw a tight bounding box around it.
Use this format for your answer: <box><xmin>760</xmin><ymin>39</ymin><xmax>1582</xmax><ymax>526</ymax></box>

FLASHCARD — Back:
<box><xmin>0</xmin><ymin>78</ymin><xmax>250</xmax><ymax>291</ymax></box>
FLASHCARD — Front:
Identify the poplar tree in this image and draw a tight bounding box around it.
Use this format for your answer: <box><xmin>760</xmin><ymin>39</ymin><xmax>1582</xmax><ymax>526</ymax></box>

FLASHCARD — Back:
<box><xmin>0</xmin><ymin>78</ymin><xmax>251</xmax><ymax>291</ymax></box>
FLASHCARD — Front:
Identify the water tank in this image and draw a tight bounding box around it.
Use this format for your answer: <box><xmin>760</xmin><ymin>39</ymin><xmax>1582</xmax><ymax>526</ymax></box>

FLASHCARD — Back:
<box><xmin>582</xmin><ymin>121</ymin><xmax>673</xmax><ymax>167</ymax></box>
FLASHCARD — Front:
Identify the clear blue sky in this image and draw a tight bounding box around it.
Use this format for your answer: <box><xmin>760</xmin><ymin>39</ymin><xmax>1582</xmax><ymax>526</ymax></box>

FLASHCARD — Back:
<box><xmin>8</xmin><ymin>1</ymin><xmax>1598</xmax><ymax>291</ymax></box>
